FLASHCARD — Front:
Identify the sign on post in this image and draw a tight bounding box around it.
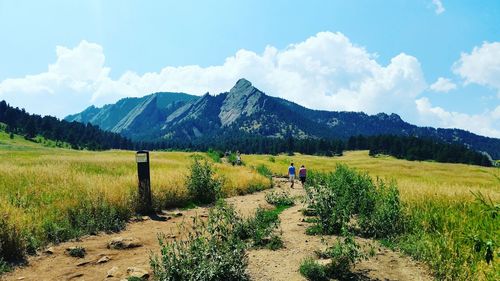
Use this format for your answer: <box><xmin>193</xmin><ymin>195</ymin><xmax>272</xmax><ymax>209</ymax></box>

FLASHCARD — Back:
<box><xmin>136</xmin><ymin>150</ymin><xmax>152</xmax><ymax>214</ymax></box>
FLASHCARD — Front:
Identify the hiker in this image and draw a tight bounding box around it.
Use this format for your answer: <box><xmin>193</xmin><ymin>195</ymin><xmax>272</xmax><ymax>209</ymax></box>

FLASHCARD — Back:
<box><xmin>299</xmin><ymin>165</ymin><xmax>307</xmax><ymax>185</ymax></box>
<box><xmin>288</xmin><ymin>162</ymin><xmax>296</xmax><ymax>188</ymax></box>
<box><xmin>236</xmin><ymin>151</ymin><xmax>241</xmax><ymax>165</ymax></box>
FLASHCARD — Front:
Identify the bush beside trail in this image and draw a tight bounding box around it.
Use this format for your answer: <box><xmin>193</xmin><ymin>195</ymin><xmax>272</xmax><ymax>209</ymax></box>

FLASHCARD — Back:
<box><xmin>150</xmin><ymin>200</ymin><xmax>289</xmax><ymax>280</ymax></box>
<box><xmin>302</xmin><ymin>164</ymin><xmax>499</xmax><ymax>280</ymax></box>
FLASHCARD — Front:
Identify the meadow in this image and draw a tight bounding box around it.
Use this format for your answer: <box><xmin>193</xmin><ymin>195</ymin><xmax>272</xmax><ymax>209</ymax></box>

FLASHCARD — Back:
<box><xmin>244</xmin><ymin>153</ymin><xmax>500</xmax><ymax>280</ymax></box>
<box><xmin>0</xmin><ymin>131</ymin><xmax>270</xmax><ymax>263</ymax></box>
<box><xmin>1</xmin><ymin>130</ymin><xmax>499</xmax><ymax>279</ymax></box>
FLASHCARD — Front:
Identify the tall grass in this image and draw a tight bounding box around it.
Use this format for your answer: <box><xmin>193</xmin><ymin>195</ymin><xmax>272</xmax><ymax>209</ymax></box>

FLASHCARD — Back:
<box><xmin>302</xmin><ymin>163</ymin><xmax>498</xmax><ymax>280</ymax></box>
<box><xmin>0</xmin><ymin>131</ymin><xmax>271</xmax><ymax>263</ymax></box>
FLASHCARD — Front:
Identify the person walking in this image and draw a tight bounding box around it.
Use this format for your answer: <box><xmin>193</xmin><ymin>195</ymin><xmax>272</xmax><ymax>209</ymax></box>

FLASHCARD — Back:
<box><xmin>288</xmin><ymin>162</ymin><xmax>296</xmax><ymax>188</ymax></box>
<box><xmin>299</xmin><ymin>165</ymin><xmax>307</xmax><ymax>186</ymax></box>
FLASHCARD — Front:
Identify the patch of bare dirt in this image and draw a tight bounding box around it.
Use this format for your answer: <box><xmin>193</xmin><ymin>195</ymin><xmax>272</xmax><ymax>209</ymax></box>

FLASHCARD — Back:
<box><xmin>1</xmin><ymin>178</ymin><xmax>432</xmax><ymax>281</ymax></box>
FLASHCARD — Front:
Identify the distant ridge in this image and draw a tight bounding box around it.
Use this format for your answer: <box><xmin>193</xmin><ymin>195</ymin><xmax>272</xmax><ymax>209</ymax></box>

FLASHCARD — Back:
<box><xmin>65</xmin><ymin>79</ymin><xmax>500</xmax><ymax>158</ymax></box>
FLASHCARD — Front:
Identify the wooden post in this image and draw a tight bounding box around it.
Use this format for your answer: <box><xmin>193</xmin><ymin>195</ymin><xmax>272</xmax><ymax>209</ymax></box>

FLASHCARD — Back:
<box><xmin>136</xmin><ymin>150</ymin><xmax>152</xmax><ymax>214</ymax></box>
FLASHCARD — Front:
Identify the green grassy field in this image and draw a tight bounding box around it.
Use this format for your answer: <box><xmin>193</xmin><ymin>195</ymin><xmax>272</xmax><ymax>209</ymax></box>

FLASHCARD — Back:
<box><xmin>1</xmin><ymin>130</ymin><xmax>499</xmax><ymax>279</ymax></box>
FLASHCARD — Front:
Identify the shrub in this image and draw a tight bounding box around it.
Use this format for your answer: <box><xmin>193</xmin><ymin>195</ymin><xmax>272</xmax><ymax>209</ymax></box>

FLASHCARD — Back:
<box><xmin>67</xmin><ymin>196</ymin><xmax>131</xmax><ymax>235</ymax></box>
<box><xmin>67</xmin><ymin>246</ymin><xmax>86</xmax><ymax>258</ymax></box>
<box><xmin>235</xmin><ymin>207</ymin><xmax>282</xmax><ymax>248</ymax></box>
<box><xmin>0</xmin><ymin>259</ymin><xmax>11</xmax><ymax>275</ymax></box>
<box><xmin>227</xmin><ymin>153</ymin><xmax>238</xmax><ymax>165</ymax></box>
<box><xmin>186</xmin><ymin>158</ymin><xmax>222</xmax><ymax>204</ymax></box>
<box><xmin>255</xmin><ymin>164</ymin><xmax>273</xmax><ymax>178</ymax></box>
<box><xmin>206</xmin><ymin>149</ymin><xmax>223</xmax><ymax>163</ymax></box>
<box><xmin>304</xmin><ymin>165</ymin><xmax>376</xmax><ymax>234</ymax></box>
<box><xmin>320</xmin><ymin>229</ymin><xmax>365</xmax><ymax>278</ymax></box>
<box><xmin>304</xmin><ymin>165</ymin><xmax>405</xmax><ymax>239</ymax></box>
<box><xmin>358</xmin><ymin>180</ymin><xmax>405</xmax><ymax>238</ymax></box>
<box><xmin>265</xmin><ymin>190</ymin><xmax>294</xmax><ymax>206</ymax></box>
<box><xmin>150</xmin><ymin>202</ymin><xmax>249</xmax><ymax>281</ymax></box>
<box><xmin>299</xmin><ymin>258</ymin><xmax>328</xmax><ymax>281</ymax></box>
<box><xmin>267</xmin><ymin>234</ymin><xmax>285</xmax><ymax>250</ymax></box>
<box><xmin>0</xmin><ymin>213</ymin><xmax>26</xmax><ymax>262</ymax></box>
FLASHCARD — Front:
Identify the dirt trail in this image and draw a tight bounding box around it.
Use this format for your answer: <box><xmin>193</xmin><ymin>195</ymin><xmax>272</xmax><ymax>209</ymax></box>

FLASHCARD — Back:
<box><xmin>2</xmin><ymin>178</ymin><xmax>431</xmax><ymax>281</ymax></box>
<box><xmin>247</xmin><ymin>179</ymin><xmax>432</xmax><ymax>281</ymax></box>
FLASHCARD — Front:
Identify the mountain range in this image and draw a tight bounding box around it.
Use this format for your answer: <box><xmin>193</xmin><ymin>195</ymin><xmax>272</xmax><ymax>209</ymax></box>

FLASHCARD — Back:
<box><xmin>65</xmin><ymin>78</ymin><xmax>500</xmax><ymax>159</ymax></box>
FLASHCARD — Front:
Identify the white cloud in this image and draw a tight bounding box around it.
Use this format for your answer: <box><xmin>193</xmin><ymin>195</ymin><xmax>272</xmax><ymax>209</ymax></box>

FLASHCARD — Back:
<box><xmin>416</xmin><ymin>97</ymin><xmax>500</xmax><ymax>138</ymax></box>
<box><xmin>0</xmin><ymin>32</ymin><xmax>427</xmax><ymax>119</ymax></box>
<box><xmin>453</xmin><ymin>41</ymin><xmax>500</xmax><ymax>96</ymax></box>
<box><xmin>432</xmin><ymin>0</ymin><xmax>445</xmax><ymax>15</ymax></box>
<box><xmin>0</xmin><ymin>32</ymin><xmax>498</xmax><ymax>138</ymax></box>
<box><xmin>430</xmin><ymin>77</ymin><xmax>457</xmax><ymax>92</ymax></box>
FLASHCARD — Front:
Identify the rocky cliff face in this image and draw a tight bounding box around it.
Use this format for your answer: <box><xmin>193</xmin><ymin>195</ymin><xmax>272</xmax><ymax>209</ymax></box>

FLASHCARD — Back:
<box><xmin>65</xmin><ymin>79</ymin><xmax>500</xmax><ymax>158</ymax></box>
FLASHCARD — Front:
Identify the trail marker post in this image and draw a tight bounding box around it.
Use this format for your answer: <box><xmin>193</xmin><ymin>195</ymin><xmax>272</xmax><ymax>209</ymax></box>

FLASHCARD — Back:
<box><xmin>136</xmin><ymin>150</ymin><xmax>152</xmax><ymax>214</ymax></box>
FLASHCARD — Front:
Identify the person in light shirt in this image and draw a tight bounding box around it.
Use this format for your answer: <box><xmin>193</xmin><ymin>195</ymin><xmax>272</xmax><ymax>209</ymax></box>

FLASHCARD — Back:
<box><xmin>288</xmin><ymin>162</ymin><xmax>296</xmax><ymax>188</ymax></box>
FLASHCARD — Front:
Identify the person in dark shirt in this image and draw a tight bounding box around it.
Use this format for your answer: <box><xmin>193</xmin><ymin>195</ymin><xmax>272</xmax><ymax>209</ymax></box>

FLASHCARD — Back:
<box><xmin>299</xmin><ymin>165</ymin><xmax>307</xmax><ymax>186</ymax></box>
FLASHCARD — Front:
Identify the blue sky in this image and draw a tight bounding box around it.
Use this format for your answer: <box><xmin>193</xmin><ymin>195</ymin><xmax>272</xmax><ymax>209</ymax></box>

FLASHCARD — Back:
<box><xmin>0</xmin><ymin>0</ymin><xmax>499</xmax><ymax>137</ymax></box>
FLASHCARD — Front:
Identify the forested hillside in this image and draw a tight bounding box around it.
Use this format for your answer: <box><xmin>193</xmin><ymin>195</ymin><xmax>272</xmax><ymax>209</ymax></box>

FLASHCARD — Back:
<box><xmin>347</xmin><ymin>135</ymin><xmax>493</xmax><ymax>166</ymax></box>
<box><xmin>0</xmin><ymin>101</ymin><xmax>133</xmax><ymax>150</ymax></box>
<box><xmin>66</xmin><ymin>79</ymin><xmax>500</xmax><ymax>159</ymax></box>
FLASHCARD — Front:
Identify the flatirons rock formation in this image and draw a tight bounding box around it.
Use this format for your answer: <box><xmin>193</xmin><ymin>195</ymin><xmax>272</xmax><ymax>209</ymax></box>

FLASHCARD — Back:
<box><xmin>66</xmin><ymin>79</ymin><xmax>500</xmax><ymax>158</ymax></box>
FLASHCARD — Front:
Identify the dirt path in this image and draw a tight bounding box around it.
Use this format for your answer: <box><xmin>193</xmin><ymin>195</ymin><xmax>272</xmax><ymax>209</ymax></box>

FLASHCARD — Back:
<box><xmin>247</xmin><ymin>178</ymin><xmax>432</xmax><ymax>281</ymax></box>
<box><xmin>2</xmin><ymin>178</ymin><xmax>432</xmax><ymax>281</ymax></box>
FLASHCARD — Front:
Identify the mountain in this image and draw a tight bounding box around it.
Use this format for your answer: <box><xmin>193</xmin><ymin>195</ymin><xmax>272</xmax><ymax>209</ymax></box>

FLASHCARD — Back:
<box><xmin>66</xmin><ymin>92</ymin><xmax>197</xmax><ymax>140</ymax></box>
<box><xmin>66</xmin><ymin>79</ymin><xmax>500</xmax><ymax>159</ymax></box>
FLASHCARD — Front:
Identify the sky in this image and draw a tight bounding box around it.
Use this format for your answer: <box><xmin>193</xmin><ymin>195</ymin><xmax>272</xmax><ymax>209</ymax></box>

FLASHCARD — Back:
<box><xmin>0</xmin><ymin>0</ymin><xmax>499</xmax><ymax>138</ymax></box>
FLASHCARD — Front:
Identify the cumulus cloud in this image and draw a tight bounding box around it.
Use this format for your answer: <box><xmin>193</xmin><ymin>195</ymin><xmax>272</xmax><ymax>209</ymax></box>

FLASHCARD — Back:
<box><xmin>0</xmin><ymin>32</ymin><xmax>498</xmax><ymax>138</ymax></box>
<box><xmin>453</xmin><ymin>42</ymin><xmax>500</xmax><ymax>96</ymax></box>
<box><xmin>430</xmin><ymin>77</ymin><xmax>457</xmax><ymax>93</ymax></box>
<box><xmin>416</xmin><ymin>97</ymin><xmax>500</xmax><ymax>138</ymax></box>
<box><xmin>0</xmin><ymin>32</ymin><xmax>427</xmax><ymax>119</ymax></box>
<box><xmin>432</xmin><ymin>0</ymin><xmax>445</xmax><ymax>15</ymax></box>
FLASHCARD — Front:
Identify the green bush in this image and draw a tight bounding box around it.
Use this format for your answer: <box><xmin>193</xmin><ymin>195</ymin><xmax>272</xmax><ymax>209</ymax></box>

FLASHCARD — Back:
<box><xmin>67</xmin><ymin>196</ymin><xmax>131</xmax><ymax>235</ymax></box>
<box><xmin>304</xmin><ymin>165</ymin><xmax>376</xmax><ymax>234</ymax></box>
<box><xmin>206</xmin><ymin>149</ymin><xmax>223</xmax><ymax>163</ymax></box>
<box><xmin>227</xmin><ymin>153</ymin><xmax>238</xmax><ymax>165</ymax></box>
<box><xmin>358</xmin><ymin>180</ymin><xmax>405</xmax><ymax>238</ymax></box>
<box><xmin>299</xmin><ymin>258</ymin><xmax>328</xmax><ymax>281</ymax></box>
<box><xmin>255</xmin><ymin>164</ymin><xmax>273</xmax><ymax>178</ymax></box>
<box><xmin>0</xmin><ymin>258</ymin><xmax>11</xmax><ymax>275</ymax></box>
<box><xmin>304</xmin><ymin>165</ymin><xmax>404</xmax><ymax>239</ymax></box>
<box><xmin>186</xmin><ymin>158</ymin><xmax>222</xmax><ymax>204</ymax></box>
<box><xmin>235</xmin><ymin>207</ymin><xmax>283</xmax><ymax>249</ymax></box>
<box><xmin>265</xmin><ymin>190</ymin><xmax>294</xmax><ymax>206</ymax></box>
<box><xmin>67</xmin><ymin>246</ymin><xmax>86</xmax><ymax>258</ymax></box>
<box><xmin>0</xmin><ymin>214</ymin><xmax>26</xmax><ymax>262</ymax></box>
<box><xmin>150</xmin><ymin>202</ymin><xmax>249</xmax><ymax>281</ymax></box>
<box><xmin>320</xmin><ymin>229</ymin><xmax>365</xmax><ymax>278</ymax></box>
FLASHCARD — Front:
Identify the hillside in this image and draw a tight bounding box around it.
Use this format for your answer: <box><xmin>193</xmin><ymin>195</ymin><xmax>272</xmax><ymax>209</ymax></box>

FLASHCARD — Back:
<box><xmin>66</xmin><ymin>79</ymin><xmax>500</xmax><ymax>158</ymax></box>
<box><xmin>0</xmin><ymin>101</ymin><xmax>133</xmax><ymax>150</ymax></box>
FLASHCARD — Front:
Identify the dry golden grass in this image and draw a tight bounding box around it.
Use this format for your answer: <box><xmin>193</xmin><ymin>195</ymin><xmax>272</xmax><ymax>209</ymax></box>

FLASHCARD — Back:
<box><xmin>1</xmin><ymin>132</ymin><xmax>498</xmax><ymax>279</ymax></box>
<box><xmin>0</xmin><ymin>134</ymin><xmax>271</xmax><ymax>260</ymax></box>
<box><xmin>244</xmin><ymin>151</ymin><xmax>500</xmax><ymax>203</ymax></box>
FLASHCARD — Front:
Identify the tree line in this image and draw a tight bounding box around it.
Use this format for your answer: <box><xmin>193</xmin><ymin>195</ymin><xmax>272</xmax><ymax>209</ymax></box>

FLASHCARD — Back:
<box><xmin>0</xmin><ymin>100</ymin><xmax>493</xmax><ymax>167</ymax></box>
<box><xmin>347</xmin><ymin>134</ymin><xmax>493</xmax><ymax>167</ymax></box>
<box><xmin>135</xmin><ymin>131</ymin><xmax>345</xmax><ymax>156</ymax></box>
<box><xmin>0</xmin><ymin>100</ymin><xmax>134</xmax><ymax>150</ymax></box>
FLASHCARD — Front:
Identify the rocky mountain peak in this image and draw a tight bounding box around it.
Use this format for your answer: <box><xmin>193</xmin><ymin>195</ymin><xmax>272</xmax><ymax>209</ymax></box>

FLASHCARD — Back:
<box><xmin>231</xmin><ymin>78</ymin><xmax>253</xmax><ymax>92</ymax></box>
